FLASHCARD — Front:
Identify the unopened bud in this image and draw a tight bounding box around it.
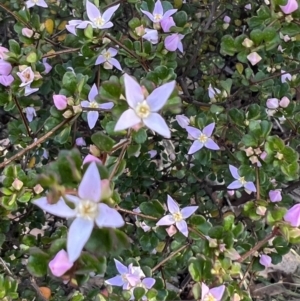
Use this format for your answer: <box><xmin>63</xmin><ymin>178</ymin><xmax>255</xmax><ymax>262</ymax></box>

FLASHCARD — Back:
<box><xmin>22</xmin><ymin>28</ymin><xmax>34</xmax><ymax>38</ymax></box>
<box><xmin>62</xmin><ymin>110</ymin><xmax>73</xmax><ymax>118</ymax></box>
<box><xmin>12</xmin><ymin>178</ymin><xmax>23</xmax><ymax>191</ymax></box>
<box><xmin>33</xmin><ymin>184</ymin><xmax>44</xmax><ymax>194</ymax></box>
<box><xmin>242</xmin><ymin>38</ymin><xmax>254</xmax><ymax>48</ymax></box>
<box><xmin>67</xmin><ymin>97</ymin><xmax>74</xmax><ymax>106</ymax></box>
<box><xmin>72</xmin><ymin>105</ymin><xmax>82</xmax><ymax>114</ymax></box>
<box><xmin>135</xmin><ymin>25</ymin><xmax>145</xmax><ymax>36</ymax></box>
<box><xmin>90</xmin><ymin>144</ymin><xmax>101</xmax><ymax>157</ymax></box>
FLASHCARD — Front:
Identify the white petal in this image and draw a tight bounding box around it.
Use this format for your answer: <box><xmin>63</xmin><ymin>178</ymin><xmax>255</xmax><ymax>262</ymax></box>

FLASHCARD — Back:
<box><xmin>143</xmin><ymin>112</ymin><xmax>170</xmax><ymax>138</ymax></box>
<box><xmin>87</xmin><ymin>111</ymin><xmax>99</xmax><ymax>129</ymax></box>
<box><xmin>167</xmin><ymin>195</ymin><xmax>180</xmax><ymax>214</ymax></box>
<box><xmin>95</xmin><ymin>203</ymin><xmax>125</xmax><ymax>228</ymax></box>
<box><xmin>114</xmin><ymin>109</ymin><xmax>141</xmax><ymax>132</ymax></box>
<box><xmin>156</xmin><ymin>214</ymin><xmax>175</xmax><ymax>226</ymax></box>
<box><xmin>67</xmin><ymin>217</ymin><xmax>94</xmax><ymax>262</ymax></box>
<box><xmin>89</xmin><ymin>84</ymin><xmax>98</xmax><ymax>102</ymax></box>
<box><xmin>86</xmin><ymin>1</ymin><xmax>101</xmax><ymax>22</ymax></box>
<box><xmin>124</xmin><ymin>74</ymin><xmax>144</xmax><ymax>108</ymax></box>
<box><xmin>33</xmin><ymin>197</ymin><xmax>76</xmax><ymax>218</ymax></box>
<box><xmin>78</xmin><ymin>162</ymin><xmax>101</xmax><ymax>202</ymax></box>
<box><xmin>102</xmin><ymin>4</ymin><xmax>120</xmax><ymax>22</ymax></box>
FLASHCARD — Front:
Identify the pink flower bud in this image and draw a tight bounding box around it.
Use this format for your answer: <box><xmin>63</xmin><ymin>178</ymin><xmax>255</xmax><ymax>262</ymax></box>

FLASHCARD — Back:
<box><xmin>269</xmin><ymin>190</ymin><xmax>282</xmax><ymax>202</ymax></box>
<box><xmin>49</xmin><ymin>250</ymin><xmax>73</xmax><ymax>277</ymax></box>
<box><xmin>53</xmin><ymin>95</ymin><xmax>67</xmax><ymax>110</ymax></box>
<box><xmin>166</xmin><ymin>225</ymin><xmax>177</xmax><ymax>237</ymax></box>
<box><xmin>259</xmin><ymin>254</ymin><xmax>271</xmax><ymax>267</ymax></box>
<box><xmin>100</xmin><ymin>179</ymin><xmax>112</xmax><ymax>200</ymax></box>
<box><xmin>266</xmin><ymin>98</ymin><xmax>279</xmax><ymax>109</ymax></box>
<box><xmin>279</xmin><ymin>96</ymin><xmax>290</xmax><ymax>108</ymax></box>
<box><xmin>22</xmin><ymin>28</ymin><xmax>34</xmax><ymax>38</ymax></box>
<box><xmin>280</xmin><ymin>0</ymin><xmax>298</xmax><ymax>14</ymax></box>
<box><xmin>247</xmin><ymin>52</ymin><xmax>262</xmax><ymax>65</ymax></box>
<box><xmin>76</xmin><ymin>137</ymin><xmax>86</xmax><ymax>146</ymax></box>
<box><xmin>176</xmin><ymin>114</ymin><xmax>190</xmax><ymax>129</ymax></box>
<box><xmin>161</xmin><ymin>17</ymin><xmax>176</xmax><ymax>32</ymax></box>
<box><xmin>12</xmin><ymin>178</ymin><xmax>23</xmax><ymax>191</ymax></box>
<box><xmin>82</xmin><ymin>154</ymin><xmax>102</xmax><ymax>165</ymax></box>
<box><xmin>260</xmin><ymin>151</ymin><xmax>267</xmax><ymax>161</ymax></box>
<box><xmin>223</xmin><ymin>16</ymin><xmax>231</xmax><ymax>23</ymax></box>
<box><xmin>0</xmin><ymin>46</ymin><xmax>8</xmax><ymax>59</ymax></box>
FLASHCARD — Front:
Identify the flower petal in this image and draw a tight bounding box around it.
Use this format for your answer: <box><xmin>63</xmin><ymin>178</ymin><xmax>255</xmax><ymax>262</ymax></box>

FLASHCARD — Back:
<box><xmin>67</xmin><ymin>217</ymin><xmax>94</xmax><ymax>262</ymax></box>
<box><xmin>78</xmin><ymin>162</ymin><xmax>101</xmax><ymax>202</ymax></box>
<box><xmin>124</xmin><ymin>74</ymin><xmax>144</xmax><ymax>108</ymax></box>
<box><xmin>38</xmin><ymin>0</ymin><xmax>48</xmax><ymax>7</ymax></box>
<box><xmin>49</xmin><ymin>249</ymin><xmax>73</xmax><ymax>277</ymax></box>
<box><xmin>229</xmin><ymin>165</ymin><xmax>240</xmax><ymax>179</ymax></box>
<box><xmin>188</xmin><ymin>140</ymin><xmax>203</xmax><ymax>154</ymax></box>
<box><xmin>87</xmin><ymin>111</ymin><xmax>99</xmax><ymax>129</ymax></box>
<box><xmin>99</xmin><ymin>102</ymin><xmax>114</xmax><ymax>109</ymax></box>
<box><xmin>143</xmin><ymin>112</ymin><xmax>171</xmax><ymax>138</ymax></box>
<box><xmin>114</xmin><ymin>109</ymin><xmax>141</xmax><ymax>132</ymax></box>
<box><xmin>210</xmin><ymin>285</ymin><xmax>225</xmax><ymax>301</ymax></box>
<box><xmin>108</xmin><ymin>58</ymin><xmax>122</xmax><ymax>71</ymax></box>
<box><xmin>167</xmin><ymin>195</ymin><xmax>180</xmax><ymax>214</ymax></box>
<box><xmin>205</xmin><ymin>139</ymin><xmax>220</xmax><ymax>150</ymax></box>
<box><xmin>114</xmin><ymin>259</ymin><xmax>128</xmax><ymax>274</ymax></box>
<box><xmin>147</xmin><ymin>81</ymin><xmax>175</xmax><ymax>111</ymax></box>
<box><xmin>100</xmin><ymin>21</ymin><xmax>113</xmax><ymax>29</ymax></box>
<box><xmin>164</xmin><ymin>34</ymin><xmax>180</xmax><ymax>51</ymax></box>
<box><xmin>95</xmin><ymin>203</ymin><xmax>125</xmax><ymax>228</ymax></box>
<box><xmin>95</xmin><ymin>55</ymin><xmax>106</xmax><ymax>65</ymax></box>
<box><xmin>102</xmin><ymin>4</ymin><xmax>120</xmax><ymax>22</ymax></box>
<box><xmin>259</xmin><ymin>254</ymin><xmax>272</xmax><ymax>268</ymax></box>
<box><xmin>227</xmin><ymin>180</ymin><xmax>243</xmax><ymax>190</ymax></box>
<box><xmin>108</xmin><ymin>48</ymin><xmax>118</xmax><ymax>56</ymax></box>
<box><xmin>142</xmin><ymin>278</ymin><xmax>155</xmax><ymax>289</ymax></box>
<box><xmin>105</xmin><ymin>275</ymin><xmax>124</xmax><ymax>286</ymax></box>
<box><xmin>176</xmin><ymin>220</ymin><xmax>188</xmax><ymax>237</ymax></box>
<box><xmin>202</xmin><ymin>122</ymin><xmax>215</xmax><ymax>137</ymax></box>
<box><xmin>89</xmin><ymin>84</ymin><xmax>98</xmax><ymax>102</ymax></box>
<box><xmin>86</xmin><ymin>1</ymin><xmax>101</xmax><ymax>22</ymax></box>
<box><xmin>153</xmin><ymin>0</ymin><xmax>163</xmax><ymax>16</ymax></box>
<box><xmin>244</xmin><ymin>181</ymin><xmax>257</xmax><ymax>192</ymax></box>
<box><xmin>186</xmin><ymin>126</ymin><xmax>201</xmax><ymax>139</ymax></box>
<box><xmin>140</xmin><ymin>10</ymin><xmax>155</xmax><ymax>22</ymax></box>
<box><xmin>163</xmin><ymin>9</ymin><xmax>178</xmax><ymax>19</ymax></box>
<box><xmin>156</xmin><ymin>214</ymin><xmax>175</xmax><ymax>226</ymax></box>
<box><xmin>33</xmin><ymin>197</ymin><xmax>76</xmax><ymax>218</ymax></box>
<box><xmin>177</xmin><ymin>41</ymin><xmax>183</xmax><ymax>53</ymax></box>
<box><xmin>284</xmin><ymin>204</ymin><xmax>300</xmax><ymax>227</ymax></box>
<box><xmin>201</xmin><ymin>283</ymin><xmax>210</xmax><ymax>300</ymax></box>
<box><xmin>181</xmin><ymin>206</ymin><xmax>198</xmax><ymax>219</ymax></box>
<box><xmin>81</xmin><ymin>100</ymin><xmax>90</xmax><ymax>108</ymax></box>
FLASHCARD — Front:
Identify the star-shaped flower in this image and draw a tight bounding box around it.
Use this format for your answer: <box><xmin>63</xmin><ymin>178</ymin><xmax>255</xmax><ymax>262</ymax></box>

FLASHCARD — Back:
<box><xmin>95</xmin><ymin>48</ymin><xmax>122</xmax><ymax>71</ymax></box>
<box><xmin>33</xmin><ymin>162</ymin><xmax>124</xmax><ymax>262</ymax></box>
<box><xmin>141</xmin><ymin>0</ymin><xmax>177</xmax><ymax>23</ymax></box>
<box><xmin>114</xmin><ymin>74</ymin><xmax>175</xmax><ymax>138</ymax></box>
<box><xmin>156</xmin><ymin>195</ymin><xmax>198</xmax><ymax>237</ymax></box>
<box><xmin>201</xmin><ymin>283</ymin><xmax>225</xmax><ymax>301</ymax></box>
<box><xmin>186</xmin><ymin>123</ymin><xmax>219</xmax><ymax>154</ymax></box>
<box><xmin>26</xmin><ymin>0</ymin><xmax>48</xmax><ymax>8</ymax></box>
<box><xmin>227</xmin><ymin>165</ymin><xmax>256</xmax><ymax>192</ymax></box>
<box><xmin>81</xmin><ymin>84</ymin><xmax>114</xmax><ymax>129</ymax></box>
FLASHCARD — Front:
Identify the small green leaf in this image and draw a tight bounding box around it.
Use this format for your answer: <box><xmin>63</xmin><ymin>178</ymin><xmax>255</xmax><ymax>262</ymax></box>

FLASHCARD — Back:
<box><xmin>27</xmin><ymin>252</ymin><xmax>49</xmax><ymax>277</ymax></box>
<box><xmin>133</xmin><ymin>287</ymin><xmax>146</xmax><ymax>300</ymax></box>
<box><xmin>133</xmin><ymin>128</ymin><xmax>147</xmax><ymax>144</ymax></box>
<box><xmin>173</xmin><ymin>11</ymin><xmax>187</xmax><ymax>27</ymax></box>
<box><xmin>91</xmin><ymin>132</ymin><xmax>116</xmax><ymax>152</ymax></box>
<box><xmin>220</xmin><ymin>35</ymin><xmax>236</xmax><ymax>56</ymax></box>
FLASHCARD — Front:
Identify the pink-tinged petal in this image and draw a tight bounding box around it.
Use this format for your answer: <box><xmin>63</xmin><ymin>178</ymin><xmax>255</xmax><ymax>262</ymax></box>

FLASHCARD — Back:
<box><xmin>188</xmin><ymin>140</ymin><xmax>203</xmax><ymax>154</ymax></box>
<box><xmin>186</xmin><ymin>126</ymin><xmax>201</xmax><ymax>139</ymax></box>
<box><xmin>0</xmin><ymin>75</ymin><xmax>14</xmax><ymax>86</ymax></box>
<box><xmin>76</xmin><ymin>21</ymin><xmax>93</xmax><ymax>29</ymax></box>
<box><xmin>176</xmin><ymin>115</ymin><xmax>189</xmax><ymax>128</ymax></box>
<box><xmin>26</xmin><ymin>1</ymin><xmax>35</xmax><ymax>8</ymax></box>
<box><xmin>202</xmin><ymin>123</ymin><xmax>215</xmax><ymax>137</ymax></box>
<box><xmin>279</xmin><ymin>96</ymin><xmax>290</xmax><ymax>108</ymax></box>
<box><xmin>177</xmin><ymin>41</ymin><xmax>183</xmax><ymax>53</ymax></box>
<box><xmin>95</xmin><ymin>55</ymin><xmax>106</xmax><ymax>65</ymax></box>
<box><xmin>163</xmin><ymin>9</ymin><xmax>178</xmax><ymax>19</ymax></box>
<box><xmin>66</xmin><ymin>25</ymin><xmax>77</xmax><ymax>35</ymax></box>
<box><xmin>114</xmin><ymin>259</ymin><xmax>128</xmax><ymax>274</ymax></box>
<box><xmin>126</xmin><ymin>274</ymin><xmax>141</xmax><ymax>287</ymax></box>
<box><xmin>67</xmin><ymin>217</ymin><xmax>94</xmax><ymax>262</ymax></box>
<box><xmin>210</xmin><ymin>285</ymin><xmax>226</xmax><ymax>301</ymax></box>
<box><xmin>259</xmin><ymin>254</ymin><xmax>272</xmax><ymax>268</ymax></box>
<box><xmin>266</xmin><ymin>98</ymin><xmax>279</xmax><ymax>109</ymax></box>
<box><xmin>164</xmin><ymin>34</ymin><xmax>180</xmax><ymax>51</ymax></box>
<box><xmin>38</xmin><ymin>0</ymin><xmax>48</xmax><ymax>7</ymax></box>
<box><xmin>124</xmin><ymin>74</ymin><xmax>144</xmax><ymax>108</ymax></box>
<box><xmin>227</xmin><ymin>180</ymin><xmax>243</xmax><ymax>190</ymax></box>
<box><xmin>33</xmin><ymin>197</ymin><xmax>76</xmax><ymax>218</ymax></box>
<box><xmin>143</xmin><ymin>29</ymin><xmax>159</xmax><ymax>44</ymax></box>
<box><xmin>156</xmin><ymin>214</ymin><xmax>175</xmax><ymax>226</ymax></box>
<box><xmin>167</xmin><ymin>195</ymin><xmax>180</xmax><ymax>214</ymax></box>
<box><xmin>229</xmin><ymin>165</ymin><xmax>240</xmax><ymax>179</ymax></box>
<box><xmin>24</xmin><ymin>86</ymin><xmax>39</xmax><ymax>96</ymax></box>
<box><xmin>108</xmin><ymin>58</ymin><xmax>122</xmax><ymax>71</ymax></box>
<box><xmin>108</xmin><ymin>47</ymin><xmax>118</xmax><ymax>57</ymax></box>
<box><xmin>140</xmin><ymin>10</ymin><xmax>155</xmax><ymax>22</ymax></box>
<box><xmin>89</xmin><ymin>84</ymin><xmax>98</xmax><ymax>102</ymax></box>
<box><xmin>247</xmin><ymin>52</ymin><xmax>262</xmax><ymax>66</ymax></box>
<box><xmin>114</xmin><ymin>109</ymin><xmax>141</xmax><ymax>132</ymax></box>
<box><xmin>153</xmin><ymin>0</ymin><xmax>163</xmax><ymax>16</ymax></box>
<box><xmin>245</xmin><ymin>181</ymin><xmax>256</xmax><ymax>192</ymax></box>
<box><xmin>49</xmin><ymin>250</ymin><xmax>73</xmax><ymax>277</ymax></box>
<box><xmin>42</xmin><ymin>58</ymin><xmax>52</xmax><ymax>74</ymax></box>
<box><xmin>280</xmin><ymin>0</ymin><xmax>298</xmax><ymax>14</ymax></box>
<box><xmin>105</xmin><ymin>275</ymin><xmax>124</xmax><ymax>286</ymax></box>
<box><xmin>53</xmin><ymin>94</ymin><xmax>67</xmax><ymax>110</ymax></box>
<box><xmin>181</xmin><ymin>206</ymin><xmax>198</xmax><ymax>219</ymax></box>
<box><xmin>269</xmin><ymin>190</ymin><xmax>282</xmax><ymax>202</ymax></box>
<box><xmin>176</xmin><ymin>220</ymin><xmax>188</xmax><ymax>237</ymax></box>
<box><xmin>99</xmin><ymin>102</ymin><xmax>114</xmax><ymax>109</ymax></box>
<box><xmin>78</xmin><ymin>162</ymin><xmax>101</xmax><ymax>202</ymax></box>
<box><xmin>0</xmin><ymin>60</ymin><xmax>12</xmax><ymax>76</ymax></box>
<box><xmin>284</xmin><ymin>204</ymin><xmax>300</xmax><ymax>227</ymax></box>
<box><xmin>142</xmin><ymin>278</ymin><xmax>155</xmax><ymax>289</ymax></box>
<box><xmin>205</xmin><ymin>139</ymin><xmax>220</xmax><ymax>150</ymax></box>
<box><xmin>143</xmin><ymin>112</ymin><xmax>171</xmax><ymax>138</ymax></box>
<box><xmin>96</xmin><ymin>203</ymin><xmax>125</xmax><ymax>228</ymax></box>
<box><xmin>161</xmin><ymin>17</ymin><xmax>176</xmax><ymax>32</ymax></box>
<box><xmin>87</xmin><ymin>111</ymin><xmax>99</xmax><ymax>129</ymax></box>
<box><xmin>201</xmin><ymin>283</ymin><xmax>210</xmax><ymax>300</ymax></box>
<box><xmin>81</xmin><ymin>100</ymin><xmax>90</xmax><ymax>108</ymax></box>
<box><xmin>86</xmin><ymin>1</ymin><xmax>101</xmax><ymax>22</ymax></box>
<box><xmin>102</xmin><ymin>4</ymin><xmax>120</xmax><ymax>22</ymax></box>
<box><xmin>83</xmin><ymin>154</ymin><xmax>102</xmax><ymax>165</ymax></box>
<box><xmin>100</xmin><ymin>21</ymin><xmax>113</xmax><ymax>29</ymax></box>
<box><xmin>147</xmin><ymin>81</ymin><xmax>175</xmax><ymax>111</ymax></box>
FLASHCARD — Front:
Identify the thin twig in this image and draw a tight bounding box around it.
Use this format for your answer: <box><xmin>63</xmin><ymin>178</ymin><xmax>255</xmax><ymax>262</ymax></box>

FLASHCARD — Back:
<box><xmin>116</xmin><ymin>206</ymin><xmax>157</xmax><ymax>220</ymax></box>
<box><xmin>13</xmin><ymin>96</ymin><xmax>32</xmax><ymax>138</ymax></box>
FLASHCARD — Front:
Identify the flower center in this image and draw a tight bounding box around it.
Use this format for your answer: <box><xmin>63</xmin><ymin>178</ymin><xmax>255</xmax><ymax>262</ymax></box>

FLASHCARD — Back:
<box><xmin>173</xmin><ymin>212</ymin><xmax>183</xmax><ymax>222</ymax></box>
<box><xmin>239</xmin><ymin>177</ymin><xmax>246</xmax><ymax>185</ymax></box>
<box><xmin>94</xmin><ymin>17</ymin><xmax>105</xmax><ymax>27</ymax></box>
<box><xmin>135</xmin><ymin>101</ymin><xmax>150</xmax><ymax>119</ymax></box>
<box><xmin>103</xmin><ymin>51</ymin><xmax>111</xmax><ymax>61</ymax></box>
<box><xmin>23</xmin><ymin>70</ymin><xmax>32</xmax><ymax>82</ymax></box>
<box><xmin>77</xmin><ymin>200</ymin><xmax>98</xmax><ymax>220</ymax></box>
<box><xmin>203</xmin><ymin>293</ymin><xmax>216</xmax><ymax>301</ymax></box>
<box><xmin>89</xmin><ymin>101</ymin><xmax>99</xmax><ymax>109</ymax></box>
<box><xmin>198</xmin><ymin>133</ymin><xmax>208</xmax><ymax>143</ymax></box>
<box><xmin>153</xmin><ymin>13</ymin><xmax>162</xmax><ymax>22</ymax></box>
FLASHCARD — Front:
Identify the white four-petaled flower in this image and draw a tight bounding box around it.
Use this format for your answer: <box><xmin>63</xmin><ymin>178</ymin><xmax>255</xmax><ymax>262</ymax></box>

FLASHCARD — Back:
<box><xmin>26</xmin><ymin>0</ymin><xmax>48</xmax><ymax>8</ymax></box>
<box><xmin>33</xmin><ymin>162</ymin><xmax>125</xmax><ymax>262</ymax></box>
<box><xmin>95</xmin><ymin>48</ymin><xmax>122</xmax><ymax>71</ymax></box>
<box><xmin>141</xmin><ymin>0</ymin><xmax>177</xmax><ymax>23</ymax></box>
<box><xmin>227</xmin><ymin>165</ymin><xmax>256</xmax><ymax>192</ymax></box>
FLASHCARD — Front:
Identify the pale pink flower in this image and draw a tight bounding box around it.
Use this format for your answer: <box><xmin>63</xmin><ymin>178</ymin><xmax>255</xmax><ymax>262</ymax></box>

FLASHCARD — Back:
<box><xmin>227</xmin><ymin>165</ymin><xmax>256</xmax><ymax>192</ymax></box>
<box><xmin>164</xmin><ymin>33</ymin><xmax>184</xmax><ymax>52</ymax></box>
<box><xmin>0</xmin><ymin>47</ymin><xmax>9</xmax><ymax>59</ymax></box>
<box><xmin>143</xmin><ymin>29</ymin><xmax>159</xmax><ymax>44</ymax></box>
<box><xmin>17</xmin><ymin>67</ymin><xmax>35</xmax><ymax>87</ymax></box>
<box><xmin>284</xmin><ymin>204</ymin><xmax>300</xmax><ymax>227</ymax></box>
<box><xmin>279</xmin><ymin>96</ymin><xmax>290</xmax><ymax>108</ymax></box>
<box><xmin>161</xmin><ymin>17</ymin><xmax>176</xmax><ymax>32</ymax></box>
<box><xmin>280</xmin><ymin>0</ymin><xmax>298</xmax><ymax>14</ymax></box>
<box><xmin>259</xmin><ymin>254</ymin><xmax>272</xmax><ymax>268</ymax></box>
<box><xmin>82</xmin><ymin>154</ymin><xmax>102</xmax><ymax>165</ymax></box>
<box><xmin>26</xmin><ymin>0</ymin><xmax>48</xmax><ymax>8</ymax></box>
<box><xmin>269</xmin><ymin>190</ymin><xmax>282</xmax><ymax>202</ymax></box>
<box><xmin>49</xmin><ymin>250</ymin><xmax>73</xmax><ymax>276</ymax></box>
<box><xmin>141</xmin><ymin>0</ymin><xmax>177</xmax><ymax>23</ymax></box>
<box><xmin>266</xmin><ymin>98</ymin><xmax>279</xmax><ymax>109</ymax></box>
<box><xmin>201</xmin><ymin>283</ymin><xmax>225</xmax><ymax>301</ymax></box>
<box><xmin>95</xmin><ymin>48</ymin><xmax>122</xmax><ymax>71</ymax></box>
<box><xmin>247</xmin><ymin>52</ymin><xmax>262</xmax><ymax>65</ymax></box>
<box><xmin>22</xmin><ymin>28</ymin><xmax>34</xmax><ymax>38</ymax></box>
<box><xmin>53</xmin><ymin>95</ymin><xmax>68</xmax><ymax>110</ymax></box>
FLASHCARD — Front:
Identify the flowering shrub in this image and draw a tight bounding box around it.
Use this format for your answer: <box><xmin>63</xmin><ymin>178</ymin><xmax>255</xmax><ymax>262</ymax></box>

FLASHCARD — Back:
<box><xmin>1</xmin><ymin>0</ymin><xmax>300</xmax><ymax>300</ymax></box>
